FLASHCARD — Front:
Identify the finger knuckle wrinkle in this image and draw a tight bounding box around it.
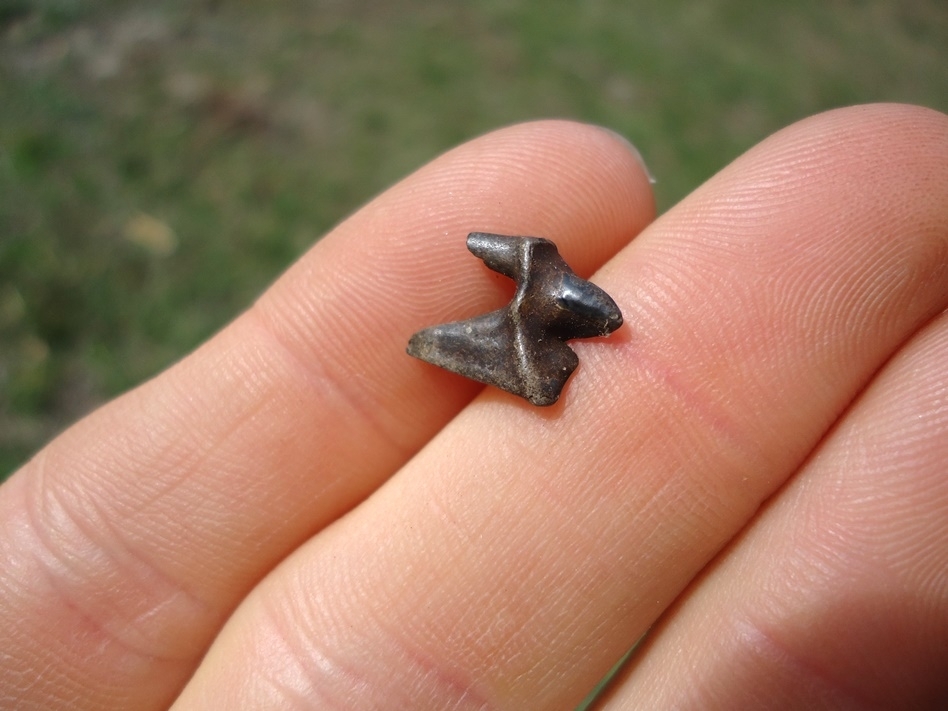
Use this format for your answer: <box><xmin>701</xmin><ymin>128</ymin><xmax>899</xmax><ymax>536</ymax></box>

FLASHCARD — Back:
<box><xmin>261</xmin><ymin>589</ymin><xmax>495</xmax><ymax>710</ymax></box>
<box><xmin>246</xmin><ymin>303</ymin><xmax>414</xmax><ymax>462</ymax></box>
<box><xmin>736</xmin><ymin>612</ymin><xmax>876</xmax><ymax>709</ymax></box>
<box><xmin>18</xmin><ymin>451</ymin><xmax>207</xmax><ymax>667</ymax></box>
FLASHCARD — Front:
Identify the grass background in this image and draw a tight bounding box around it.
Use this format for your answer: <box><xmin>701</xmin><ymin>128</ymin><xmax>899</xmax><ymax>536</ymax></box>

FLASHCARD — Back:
<box><xmin>1</xmin><ymin>0</ymin><xmax>946</xmax><ymax>478</ymax></box>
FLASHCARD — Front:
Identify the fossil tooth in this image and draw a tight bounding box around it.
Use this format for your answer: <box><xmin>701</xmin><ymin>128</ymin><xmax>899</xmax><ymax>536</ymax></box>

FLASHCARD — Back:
<box><xmin>407</xmin><ymin>233</ymin><xmax>623</xmax><ymax>406</ymax></box>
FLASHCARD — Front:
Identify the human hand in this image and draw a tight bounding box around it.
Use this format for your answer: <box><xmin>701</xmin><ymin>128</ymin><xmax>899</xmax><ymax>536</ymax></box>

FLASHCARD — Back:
<box><xmin>1</xmin><ymin>104</ymin><xmax>946</xmax><ymax>710</ymax></box>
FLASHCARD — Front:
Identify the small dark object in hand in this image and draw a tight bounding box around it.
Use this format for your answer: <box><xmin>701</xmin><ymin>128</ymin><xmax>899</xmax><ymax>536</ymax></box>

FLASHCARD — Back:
<box><xmin>407</xmin><ymin>232</ymin><xmax>623</xmax><ymax>406</ymax></box>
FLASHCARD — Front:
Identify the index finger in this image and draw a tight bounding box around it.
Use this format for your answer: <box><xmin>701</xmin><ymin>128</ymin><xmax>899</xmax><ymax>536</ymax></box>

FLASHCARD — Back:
<box><xmin>0</xmin><ymin>121</ymin><xmax>655</xmax><ymax>710</ymax></box>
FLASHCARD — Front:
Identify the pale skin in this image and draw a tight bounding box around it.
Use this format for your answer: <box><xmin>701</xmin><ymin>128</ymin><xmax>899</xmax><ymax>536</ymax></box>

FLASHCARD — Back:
<box><xmin>1</xmin><ymin>103</ymin><xmax>947</xmax><ymax>710</ymax></box>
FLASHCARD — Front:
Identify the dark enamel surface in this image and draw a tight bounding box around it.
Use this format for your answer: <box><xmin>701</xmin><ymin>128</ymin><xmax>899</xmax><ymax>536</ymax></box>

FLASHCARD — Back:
<box><xmin>407</xmin><ymin>233</ymin><xmax>623</xmax><ymax>406</ymax></box>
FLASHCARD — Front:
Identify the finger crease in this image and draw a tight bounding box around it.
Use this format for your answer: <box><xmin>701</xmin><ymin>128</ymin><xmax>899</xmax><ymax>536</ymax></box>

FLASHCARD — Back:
<box><xmin>246</xmin><ymin>305</ymin><xmax>415</xmax><ymax>465</ymax></box>
<box><xmin>22</xmin><ymin>450</ymin><xmax>211</xmax><ymax>666</ymax></box>
<box><xmin>737</xmin><ymin>611</ymin><xmax>878</xmax><ymax>709</ymax></box>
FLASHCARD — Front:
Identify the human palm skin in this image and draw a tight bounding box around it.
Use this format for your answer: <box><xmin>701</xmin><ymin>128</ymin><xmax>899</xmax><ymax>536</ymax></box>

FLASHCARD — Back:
<box><xmin>1</xmin><ymin>104</ymin><xmax>947</xmax><ymax>710</ymax></box>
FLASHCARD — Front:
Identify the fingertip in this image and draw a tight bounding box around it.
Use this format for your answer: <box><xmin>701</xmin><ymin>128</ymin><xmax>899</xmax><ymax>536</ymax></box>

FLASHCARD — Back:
<box><xmin>376</xmin><ymin>118</ymin><xmax>658</xmax><ymax>270</ymax></box>
<box><xmin>592</xmin><ymin>124</ymin><xmax>657</xmax><ymax>185</ymax></box>
<box><xmin>733</xmin><ymin>103</ymin><xmax>948</xmax><ymax>193</ymax></box>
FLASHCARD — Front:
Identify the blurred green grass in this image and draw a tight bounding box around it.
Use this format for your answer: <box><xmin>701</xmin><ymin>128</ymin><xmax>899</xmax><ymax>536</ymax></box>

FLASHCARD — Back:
<box><xmin>2</xmin><ymin>0</ymin><xmax>947</xmax><ymax>478</ymax></box>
